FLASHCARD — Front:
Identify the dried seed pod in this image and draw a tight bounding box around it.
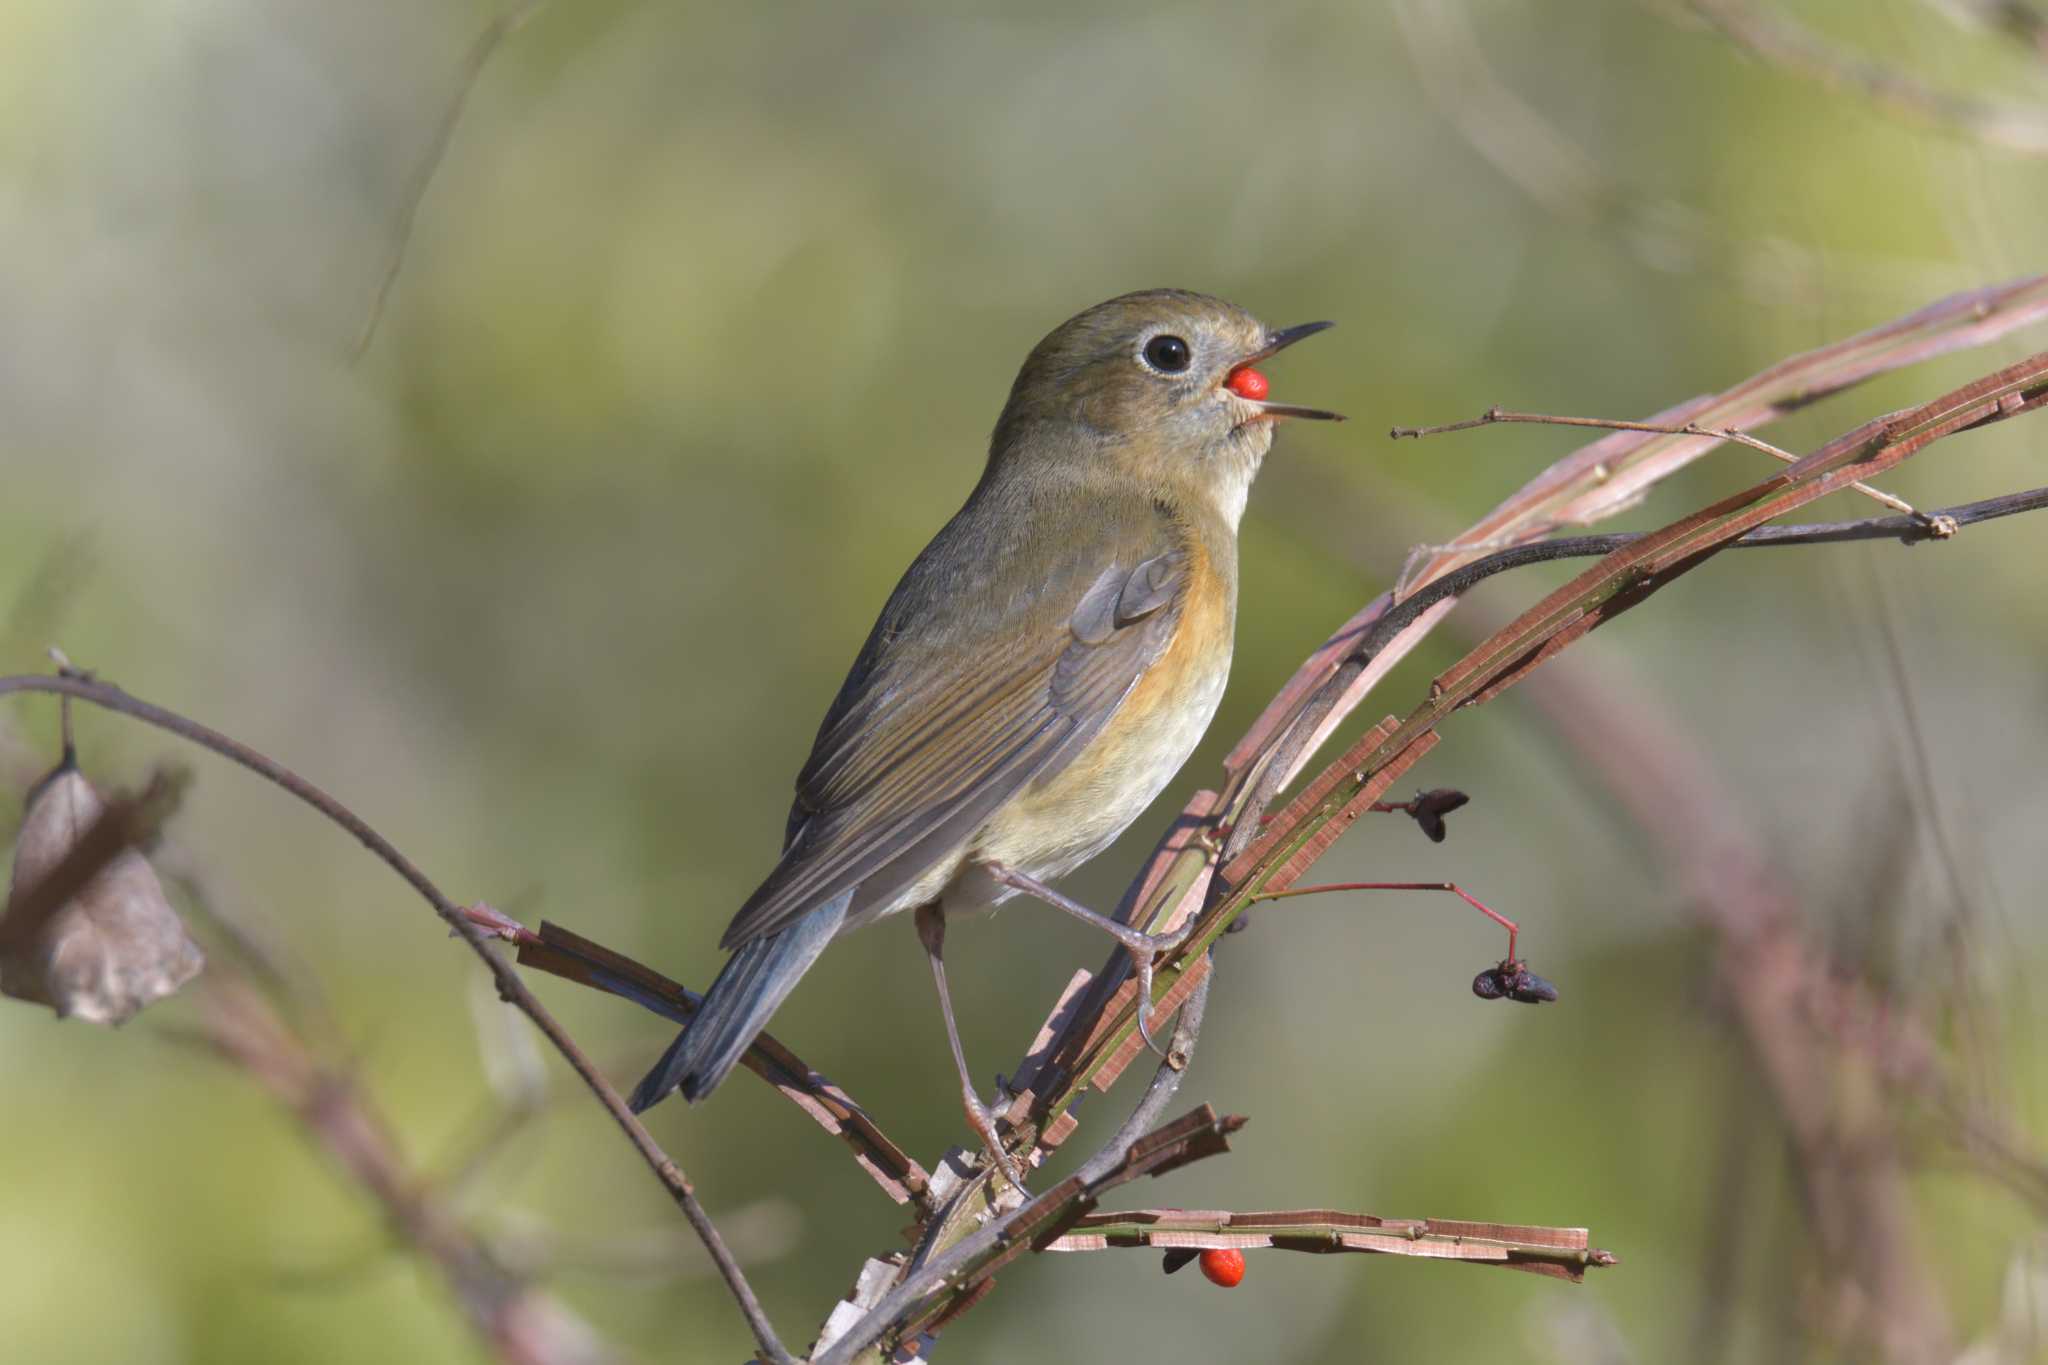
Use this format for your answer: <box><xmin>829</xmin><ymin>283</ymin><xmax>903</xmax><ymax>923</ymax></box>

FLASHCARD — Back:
<box><xmin>1407</xmin><ymin>788</ymin><xmax>1470</xmax><ymax>844</ymax></box>
<box><xmin>1472</xmin><ymin>961</ymin><xmax>1558</xmax><ymax>1005</ymax></box>
<box><xmin>2</xmin><ymin>756</ymin><xmax>203</xmax><ymax>1023</ymax></box>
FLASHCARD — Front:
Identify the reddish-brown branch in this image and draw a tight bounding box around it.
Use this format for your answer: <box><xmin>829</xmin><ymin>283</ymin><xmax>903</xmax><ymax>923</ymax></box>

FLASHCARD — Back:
<box><xmin>484</xmin><ymin>911</ymin><xmax>932</xmax><ymax>1209</ymax></box>
<box><xmin>1248</xmin><ymin>880</ymin><xmax>1522</xmax><ymax>965</ymax></box>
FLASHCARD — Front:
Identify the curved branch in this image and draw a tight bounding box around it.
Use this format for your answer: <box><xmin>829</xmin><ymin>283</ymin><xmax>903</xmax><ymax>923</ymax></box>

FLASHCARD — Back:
<box><xmin>1356</xmin><ymin>485</ymin><xmax>2048</xmax><ymax>672</ymax></box>
<box><xmin>0</xmin><ymin>674</ymin><xmax>795</xmax><ymax>1365</ymax></box>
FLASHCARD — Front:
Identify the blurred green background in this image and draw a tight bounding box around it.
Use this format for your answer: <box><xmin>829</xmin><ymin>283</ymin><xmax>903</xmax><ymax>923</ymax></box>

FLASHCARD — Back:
<box><xmin>3</xmin><ymin>1</ymin><xmax>2046</xmax><ymax>1361</ymax></box>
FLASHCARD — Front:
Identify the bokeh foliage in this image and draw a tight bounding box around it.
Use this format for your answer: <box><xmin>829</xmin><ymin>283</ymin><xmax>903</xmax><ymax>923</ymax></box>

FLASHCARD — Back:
<box><xmin>2</xmin><ymin>1</ymin><xmax>2045</xmax><ymax>1360</ymax></box>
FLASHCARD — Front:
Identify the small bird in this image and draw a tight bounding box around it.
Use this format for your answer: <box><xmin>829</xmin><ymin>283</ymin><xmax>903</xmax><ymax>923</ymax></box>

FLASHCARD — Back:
<box><xmin>630</xmin><ymin>290</ymin><xmax>1340</xmax><ymax>1181</ymax></box>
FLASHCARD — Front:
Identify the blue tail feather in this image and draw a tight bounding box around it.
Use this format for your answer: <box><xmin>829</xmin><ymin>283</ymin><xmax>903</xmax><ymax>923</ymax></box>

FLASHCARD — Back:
<box><xmin>627</xmin><ymin>892</ymin><xmax>849</xmax><ymax>1112</ymax></box>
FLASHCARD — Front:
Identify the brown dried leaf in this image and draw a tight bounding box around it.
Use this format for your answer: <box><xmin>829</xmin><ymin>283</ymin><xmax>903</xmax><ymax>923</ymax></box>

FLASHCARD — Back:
<box><xmin>2</xmin><ymin>760</ymin><xmax>202</xmax><ymax>1023</ymax></box>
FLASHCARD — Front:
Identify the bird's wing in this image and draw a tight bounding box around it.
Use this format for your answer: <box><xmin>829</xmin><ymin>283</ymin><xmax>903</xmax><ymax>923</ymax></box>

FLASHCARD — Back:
<box><xmin>718</xmin><ymin>503</ymin><xmax>1190</xmax><ymax>949</ymax></box>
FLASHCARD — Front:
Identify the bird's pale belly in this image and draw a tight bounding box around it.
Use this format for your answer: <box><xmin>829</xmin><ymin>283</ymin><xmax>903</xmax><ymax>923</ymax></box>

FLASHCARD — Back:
<box><xmin>985</xmin><ymin>658</ymin><xmax>1226</xmax><ymax>875</ymax></box>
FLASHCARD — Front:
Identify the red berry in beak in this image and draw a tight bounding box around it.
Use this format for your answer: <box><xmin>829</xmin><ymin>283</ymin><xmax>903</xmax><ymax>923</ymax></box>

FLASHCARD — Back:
<box><xmin>1199</xmin><ymin>1248</ymin><xmax>1246</xmax><ymax>1287</ymax></box>
<box><xmin>1226</xmin><ymin>367</ymin><xmax>1269</xmax><ymax>401</ymax></box>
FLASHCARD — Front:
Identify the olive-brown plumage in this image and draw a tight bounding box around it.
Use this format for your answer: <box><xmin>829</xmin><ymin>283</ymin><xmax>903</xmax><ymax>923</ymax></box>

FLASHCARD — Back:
<box><xmin>630</xmin><ymin>290</ymin><xmax>1339</xmax><ymax>1129</ymax></box>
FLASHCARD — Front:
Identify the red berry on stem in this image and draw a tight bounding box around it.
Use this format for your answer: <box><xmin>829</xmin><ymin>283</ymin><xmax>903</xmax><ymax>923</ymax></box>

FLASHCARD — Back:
<box><xmin>1199</xmin><ymin>1247</ymin><xmax>1245</xmax><ymax>1287</ymax></box>
<box><xmin>1226</xmin><ymin>367</ymin><xmax>1269</xmax><ymax>401</ymax></box>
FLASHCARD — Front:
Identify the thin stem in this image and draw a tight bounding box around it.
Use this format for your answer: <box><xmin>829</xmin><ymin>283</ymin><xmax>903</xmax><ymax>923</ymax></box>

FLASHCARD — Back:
<box><xmin>1075</xmin><ymin>970</ymin><xmax>1212</xmax><ymax>1185</ymax></box>
<box><xmin>819</xmin><ymin>1096</ymin><xmax>1232</xmax><ymax>1365</ymax></box>
<box><xmin>354</xmin><ymin>3</ymin><xmax>544</xmax><ymax>360</ymax></box>
<box><xmin>1248</xmin><ymin>881</ymin><xmax>1521</xmax><ymax>963</ymax></box>
<box><xmin>1391</xmin><ymin>407</ymin><xmax>1920</xmax><ymax>517</ymax></box>
<box><xmin>1682</xmin><ymin>0</ymin><xmax>2048</xmax><ymax>156</ymax></box>
<box><xmin>0</xmin><ymin>674</ymin><xmax>795</xmax><ymax>1365</ymax></box>
<box><xmin>476</xmin><ymin>910</ymin><xmax>932</xmax><ymax>1209</ymax></box>
<box><xmin>1357</xmin><ymin>486</ymin><xmax>2048</xmax><ymax>696</ymax></box>
<box><xmin>1218</xmin><ymin>486</ymin><xmax>2046</xmax><ymax>870</ymax></box>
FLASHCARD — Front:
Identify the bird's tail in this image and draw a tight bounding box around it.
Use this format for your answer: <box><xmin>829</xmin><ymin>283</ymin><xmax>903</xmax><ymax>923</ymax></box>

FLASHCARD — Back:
<box><xmin>627</xmin><ymin>891</ymin><xmax>850</xmax><ymax>1112</ymax></box>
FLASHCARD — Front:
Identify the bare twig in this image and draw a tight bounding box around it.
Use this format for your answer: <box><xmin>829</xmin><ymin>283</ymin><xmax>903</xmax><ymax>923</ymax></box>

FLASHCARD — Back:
<box><xmin>1215</xmin><ymin>274</ymin><xmax>2048</xmax><ymax>867</ymax></box>
<box><xmin>0</xmin><ymin>674</ymin><xmax>795</xmax><ymax>1365</ymax></box>
<box><xmin>489</xmin><ymin>913</ymin><xmax>932</xmax><ymax>1209</ymax></box>
<box><xmin>1043</xmin><ymin>1209</ymin><xmax>1615</xmax><ymax>1280</ymax></box>
<box><xmin>1686</xmin><ymin>0</ymin><xmax>2048</xmax><ymax>155</ymax></box>
<box><xmin>1390</xmin><ymin>406</ymin><xmax>1927</xmax><ymax>523</ymax></box>
<box><xmin>1400</xmin><ymin>274</ymin><xmax>2048</xmax><ymax>594</ymax></box>
<box><xmin>353</xmin><ymin>3</ymin><xmax>544</xmax><ymax>360</ymax></box>
<box><xmin>1073</xmin><ymin>972</ymin><xmax>1213</xmax><ymax>1186</ymax></box>
<box><xmin>814</xmin><ymin>1107</ymin><xmax>1246</xmax><ymax>1365</ymax></box>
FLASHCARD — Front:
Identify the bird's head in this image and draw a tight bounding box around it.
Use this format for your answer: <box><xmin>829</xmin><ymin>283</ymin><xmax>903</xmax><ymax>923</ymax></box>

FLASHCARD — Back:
<box><xmin>989</xmin><ymin>289</ymin><xmax>1342</xmax><ymax>527</ymax></box>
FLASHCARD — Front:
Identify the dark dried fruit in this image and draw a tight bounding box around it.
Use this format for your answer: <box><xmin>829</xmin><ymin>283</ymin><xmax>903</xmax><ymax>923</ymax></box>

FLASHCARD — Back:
<box><xmin>1472</xmin><ymin>961</ymin><xmax>1558</xmax><ymax>1004</ymax></box>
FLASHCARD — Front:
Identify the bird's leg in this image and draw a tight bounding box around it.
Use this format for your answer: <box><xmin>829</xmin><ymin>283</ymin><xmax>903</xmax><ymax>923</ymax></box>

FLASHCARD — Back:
<box><xmin>914</xmin><ymin>903</ymin><xmax>1025</xmax><ymax>1192</ymax></box>
<box><xmin>984</xmin><ymin>862</ymin><xmax>1192</xmax><ymax>1059</ymax></box>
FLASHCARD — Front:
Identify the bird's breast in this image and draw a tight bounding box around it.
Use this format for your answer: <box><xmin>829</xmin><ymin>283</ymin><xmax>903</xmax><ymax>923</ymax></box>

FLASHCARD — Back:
<box><xmin>968</xmin><ymin>552</ymin><xmax>1234</xmax><ymax>895</ymax></box>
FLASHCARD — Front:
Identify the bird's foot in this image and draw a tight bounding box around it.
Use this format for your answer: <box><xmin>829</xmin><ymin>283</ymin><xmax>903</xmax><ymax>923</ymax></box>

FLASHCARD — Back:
<box><xmin>958</xmin><ymin>1085</ymin><xmax>1026</xmax><ymax>1193</ymax></box>
<box><xmin>981</xmin><ymin>861</ymin><xmax>1197</xmax><ymax>1060</ymax></box>
<box><xmin>1127</xmin><ymin>920</ymin><xmax>1196</xmax><ymax>1058</ymax></box>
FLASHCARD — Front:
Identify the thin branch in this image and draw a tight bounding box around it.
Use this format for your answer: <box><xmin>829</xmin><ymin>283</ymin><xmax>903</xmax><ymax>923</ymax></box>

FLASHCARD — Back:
<box><xmin>1396</xmin><ymin>275</ymin><xmax>2048</xmax><ymax>598</ymax></box>
<box><xmin>1020</xmin><ymin>726</ymin><xmax>1442</xmax><ymax>1155</ymax></box>
<box><xmin>1686</xmin><ymin>0</ymin><xmax>2048</xmax><ymax>155</ymax></box>
<box><xmin>1074</xmin><ymin>971</ymin><xmax>1213</xmax><ymax>1186</ymax></box>
<box><xmin>1209</xmin><ymin>480</ymin><xmax>2045</xmax><ymax>881</ymax></box>
<box><xmin>814</xmin><ymin>1107</ymin><xmax>1245</xmax><ymax>1365</ymax></box>
<box><xmin>353</xmin><ymin>3</ymin><xmax>543</xmax><ymax>360</ymax></box>
<box><xmin>1246</xmin><ymin>881</ymin><xmax>1525</xmax><ymax>971</ymax></box>
<box><xmin>0</xmin><ymin>674</ymin><xmax>795</xmax><ymax>1365</ymax></box>
<box><xmin>1362</xmin><ymin>485</ymin><xmax>2048</xmax><ymax>664</ymax></box>
<box><xmin>473</xmin><ymin>911</ymin><xmax>931</xmax><ymax>1210</ymax></box>
<box><xmin>815</xmin><ymin>974</ymin><xmax>1220</xmax><ymax>1360</ymax></box>
<box><xmin>1211</xmin><ymin>274</ymin><xmax>2048</xmax><ymax>875</ymax></box>
<box><xmin>1390</xmin><ymin>406</ymin><xmax>1928</xmax><ymax>521</ymax></box>
<box><xmin>1044</xmin><ymin>1208</ymin><xmax>1615</xmax><ymax>1280</ymax></box>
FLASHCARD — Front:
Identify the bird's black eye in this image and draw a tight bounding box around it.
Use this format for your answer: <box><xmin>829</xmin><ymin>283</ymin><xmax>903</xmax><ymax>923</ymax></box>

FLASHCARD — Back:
<box><xmin>1142</xmin><ymin>334</ymin><xmax>1192</xmax><ymax>374</ymax></box>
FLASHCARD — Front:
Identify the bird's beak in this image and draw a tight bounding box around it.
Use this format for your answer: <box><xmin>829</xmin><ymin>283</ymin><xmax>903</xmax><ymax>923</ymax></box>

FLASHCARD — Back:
<box><xmin>1228</xmin><ymin>320</ymin><xmax>1344</xmax><ymax>422</ymax></box>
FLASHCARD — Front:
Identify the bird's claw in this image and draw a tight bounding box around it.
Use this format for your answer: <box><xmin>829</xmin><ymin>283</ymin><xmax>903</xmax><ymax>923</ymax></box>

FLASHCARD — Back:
<box><xmin>962</xmin><ymin>1090</ymin><xmax>1026</xmax><ymax>1192</ymax></box>
<box><xmin>1127</xmin><ymin>924</ymin><xmax>1192</xmax><ymax>1059</ymax></box>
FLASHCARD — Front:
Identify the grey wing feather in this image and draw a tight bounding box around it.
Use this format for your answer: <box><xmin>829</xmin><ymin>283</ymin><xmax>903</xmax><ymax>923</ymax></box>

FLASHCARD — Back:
<box><xmin>720</xmin><ymin>509</ymin><xmax>1188</xmax><ymax>950</ymax></box>
<box><xmin>1115</xmin><ymin>551</ymin><xmax>1183</xmax><ymax>625</ymax></box>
